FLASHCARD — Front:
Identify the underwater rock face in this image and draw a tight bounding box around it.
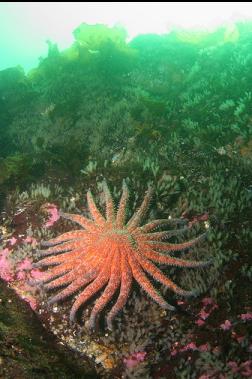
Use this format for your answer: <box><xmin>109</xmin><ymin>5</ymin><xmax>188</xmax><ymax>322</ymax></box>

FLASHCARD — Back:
<box><xmin>1</xmin><ymin>169</ymin><xmax>251</xmax><ymax>377</ymax></box>
<box><xmin>0</xmin><ymin>17</ymin><xmax>252</xmax><ymax>378</ymax></box>
<box><xmin>0</xmin><ymin>279</ymin><xmax>98</xmax><ymax>379</ymax></box>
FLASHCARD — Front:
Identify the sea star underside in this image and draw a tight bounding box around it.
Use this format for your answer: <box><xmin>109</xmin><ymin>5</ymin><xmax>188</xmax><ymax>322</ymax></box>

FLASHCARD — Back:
<box><xmin>35</xmin><ymin>181</ymin><xmax>210</xmax><ymax>330</ymax></box>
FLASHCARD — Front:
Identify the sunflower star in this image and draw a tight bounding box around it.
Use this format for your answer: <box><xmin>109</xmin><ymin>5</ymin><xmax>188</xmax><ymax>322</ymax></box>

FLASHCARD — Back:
<box><xmin>35</xmin><ymin>181</ymin><xmax>210</xmax><ymax>330</ymax></box>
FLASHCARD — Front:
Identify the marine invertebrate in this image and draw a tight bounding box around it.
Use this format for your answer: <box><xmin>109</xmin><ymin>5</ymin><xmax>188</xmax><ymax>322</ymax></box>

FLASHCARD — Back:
<box><xmin>35</xmin><ymin>181</ymin><xmax>209</xmax><ymax>329</ymax></box>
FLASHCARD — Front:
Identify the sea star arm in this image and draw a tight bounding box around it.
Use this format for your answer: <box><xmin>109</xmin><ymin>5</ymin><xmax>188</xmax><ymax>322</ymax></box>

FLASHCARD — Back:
<box><xmin>136</xmin><ymin>218</ymin><xmax>187</xmax><ymax>233</ymax></box>
<box><xmin>35</xmin><ymin>245</ymin><xmax>97</xmax><ymax>267</ymax></box>
<box><xmin>127</xmin><ymin>252</ymin><xmax>175</xmax><ymax>310</ymax></box>
<box><xmin>138</xmin><ymin>227</ymin><xmax>190</xmax><ymax>241</ymax></box>
<box><xmin>41</xmin><ymin>230</ymin><xmax>87</xmax><ymax>247</ymax></box>
<box><xmin>34</xmin><ymin>261</ymin><xmax>76</xmax><ymax>285</ymax></box>
<box><xmin>48</xmin><ymin>272</ymin><xmax>97</xmax><ymax>305</ymax></box>
<box><xmin>88</xmin><ymin>250</ymin><xmax>121</xmax><ymax>329</ymax></box>
<box><xmin>116</xmin><ymin>181</ymin><xmax>129</xmax><ymax>227</ymax></box>
<box><xmin>44</xmin><ymin>253</ymin><xmax>105</xmax><ymax>290</ymax></box>
<box><xmin>69</xmin><ymin>255</ymin><xmax>112</xmax><ymax>322</ymax></box>
<box><xmin>35</xmin><ymin>250</ymin><xmax>83</xmax><ymax>266</ymax></box>
<box><xmin>37</xmin><ymin>239</ymin><xmax>89</xmax><ymax>258</ymax></box>
<box><xmin>127</xmin><ymin>187</ymin><xmax>153</xmax><ymax>230</ymax></box>
<box><xmin>60</xmin><ymin>212</ymin><xmax>98</xmax><ymax>232</ymax></box>
<box><xmin>147</xmin><ymin>232</ymin><xmax>207</xmax><ymax>252</ymax></box>
<box><xmin>141</xmin><ymin>247</ymin><xmax>211</xmax><ymax>268</ymax></box>
<box><xmin>44</xmin><ymin>270</ymin><xmax>75</xmax><ymax>290</ymax></box>
<box><xmin>135</xmin><ymin>252</ymin><xmax>197</xmax><ymax>297</ymax></box>
<box><xmin>103</xmin><ymin>181</ymin><xmax>116</xmax><ymax>222</ymax></box>
<box><xmin>107</xmin><ymin>251</ymin><xmax>132</xmax><ymax>330</ymax></box>
<box><xmin>87</xmin><ymin>190</ymin><xmax>106</xmax><ymax>225</ymax></box>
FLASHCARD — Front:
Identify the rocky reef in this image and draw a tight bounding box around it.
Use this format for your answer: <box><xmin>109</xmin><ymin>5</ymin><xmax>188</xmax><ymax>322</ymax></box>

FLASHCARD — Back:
<box><xmin>0</xmin><ymin>22</ymin><xmax>252</xmax><ymax>378</ymax></box>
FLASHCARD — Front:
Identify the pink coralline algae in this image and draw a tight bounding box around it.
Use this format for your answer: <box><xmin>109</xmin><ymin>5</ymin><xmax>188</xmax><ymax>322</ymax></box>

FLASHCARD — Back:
<box><xmin>12</xmin><ymin>258</ymin><xmax>44</xmax><ymax>310</ymax></box>
<box><xmin>8</xmin><ymin>237</ymin><xmax>17</xmax><ymax>246</ymax></box>
<box><xmin>231</xmin><ymin>331</ymin><xmax>245</xmax><ymax>344</ymax></box>
<box><xmin>42</xmin><ymin>203</ymin><xmax>60</xmax><ymax>228</ymax></box>
<box><xmin>219</xmin><ymin>312</ymin><xmax>252</xmax><ymax>332</ymax></box>
<box><xmin>123</xmin><ymin>351</ymin><xmax>147</xmax><ymax>369</ymax></box>
<box><xmin>0</xmin><ymin>248</ymin><xmax>14</xmax><ymax>282</ymax></box>
<box><xmin>16</xmin><ymin>258</ymin><xmax>33</xmax><ymax>280</ymax></box>
<box><xmin>188</xmin><ymin>212</ymin><xmax>209</xmax><ymax>228</ymax></box>
<box><xmin>198</xmin><ymin>343</ymin><xmax>210</xmax><ymax>352</ymax></box>
<box><xmin>201</xmin><ymin>297</ymin><xmax>215</xmax><ymax>306</ymax></box>
<box><xmin>179</xmin><ymin>342</ymin><xmax>197</xmax><ymax>353</ymax></box>
<box><xmin>16</xmin><ymin>258</ymin><xmax>42</xmax><ymax>281</ymax></box>
<box><xmin>14</xmin><ymin>281</ymin><xmax>39</xmax><ymax>310</ymax></box>
<box><xmin>23</xmin><ymin>236</ymin><xmax>37</xmax><ymax>248</ymax></box>
<box><xmin>220</xmin><ymin>319</ymin><xmax>232</xmax><ymax>331</ymax></box>
<box><xmin>171</xmin><ymin>342</ymin><xmax>210</xmax><ymax>356</ymax></box>
<box><xmin>195</xmin><ymin>297</ymin><xmax>218</xmax><ymax>326</ymax></box>
<box><xmin>195</xmin><ymin>318</ymin><xmax>206</xmax><ymax>327</ymax></box>
<box><xmin>0</xmin><ymin>245</ymin><xmax>43</xmax><ymax>310</ymax></box>
<box><xmin>240</xmin><ymin>313</ymin><xmax>252</xmax><ymax>321</ymax></box>
<box><xmin>228</xmin><ymin>360</ymin><xmax>252</xmax><ymax>377</ymax></box>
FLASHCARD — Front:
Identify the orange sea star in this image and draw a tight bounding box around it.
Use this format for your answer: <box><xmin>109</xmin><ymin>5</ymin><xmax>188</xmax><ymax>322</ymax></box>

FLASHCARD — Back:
<box><xmin>35</xmin><ymin>181</ymin><xmax>210</xmax><ymax>329</ymax></box>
